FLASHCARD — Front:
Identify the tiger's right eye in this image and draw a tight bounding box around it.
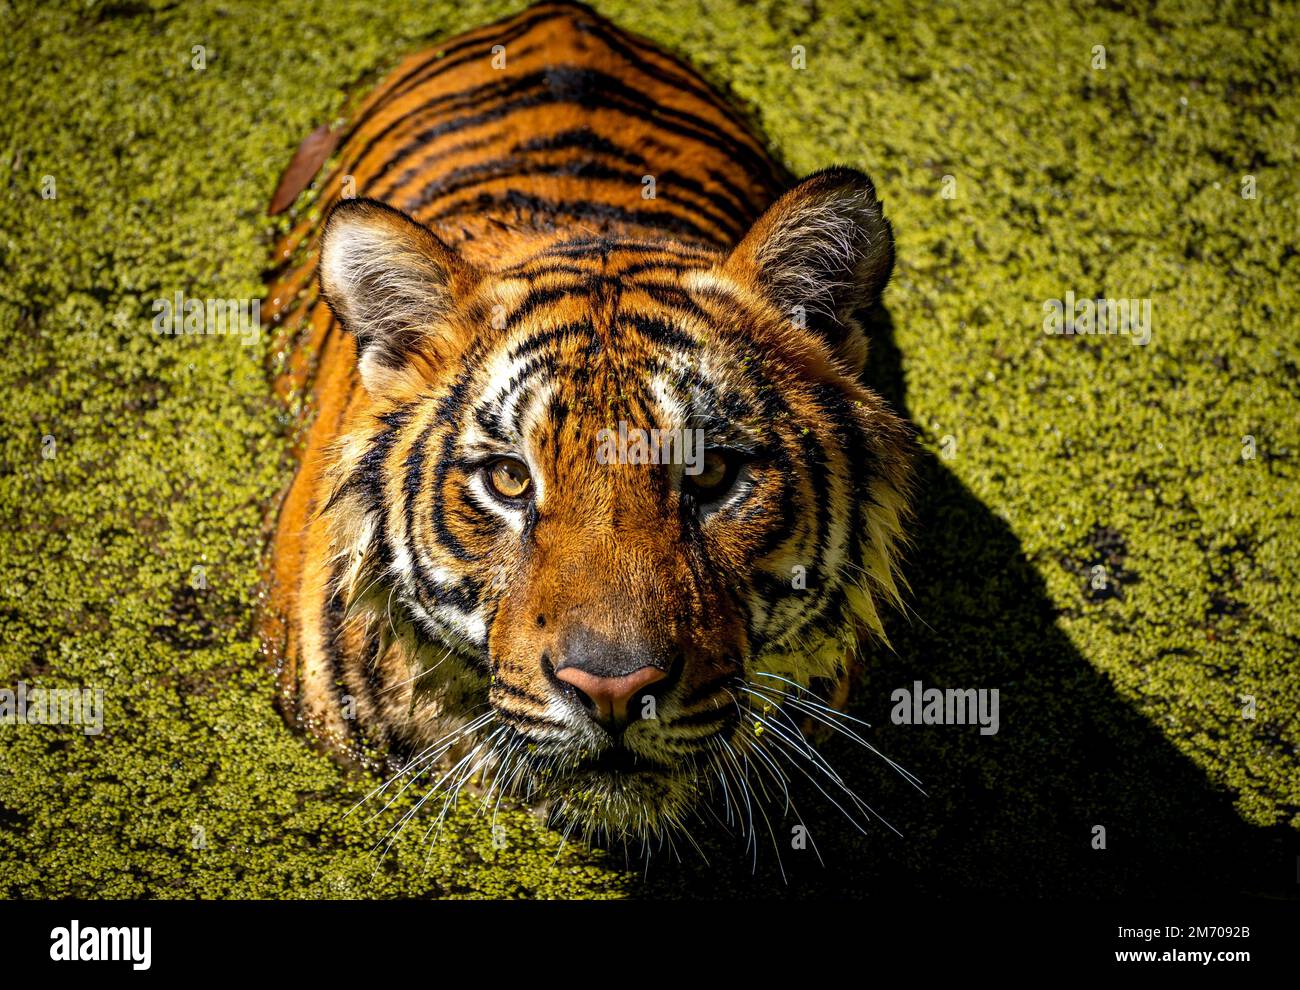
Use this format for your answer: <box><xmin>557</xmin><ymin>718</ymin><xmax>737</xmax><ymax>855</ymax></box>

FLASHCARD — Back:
<box><xmin>684</xmin><ymin>448</ymin><xmax>743</xmax><ymax>505</ymax></box>
<box><xmin>486</xmin><ymin>458</ymin><xmax>532</xmax><ymax>500</ymax></box>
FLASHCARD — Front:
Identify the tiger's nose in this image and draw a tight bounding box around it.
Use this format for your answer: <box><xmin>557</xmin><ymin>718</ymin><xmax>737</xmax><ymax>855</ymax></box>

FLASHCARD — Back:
<box><xmin>555</xmin><ymin>665</ymin><xmax>668</xmax><ymax>726</ymax></box>
<box><xmin>553</xmin><ymin>630</ymin><xmax>671</xmax><ymax>728</ymax></box>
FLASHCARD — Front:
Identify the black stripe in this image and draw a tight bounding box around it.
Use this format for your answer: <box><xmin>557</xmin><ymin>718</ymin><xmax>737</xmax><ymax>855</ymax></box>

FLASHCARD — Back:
<box><xmin>370</xmin><ymin>131</ymin><xmax>505</xmax><ymax>199</ymax></box>
<box><xmin>501</xmin><ymin>285</ymin><xmax>582</xmax><ymax>327</ymax></box>
<box><xmin>512</xmin><ymin>125</ymin><xmax>648</xmax><ymax>165</ymax></box>
<box><xmin>321</xmin><ymin>569</ymin><xmax>376</xmax><ymax>740</ymax></box>
<box><xmin>412</xmin><ymin>572</ymin><xmax>484</xmax><ymax>615</ymax></box>
<box><xmin>508</xmin><ymin>320</ymin><xmax>598</xmax><ymax>359</ymax></box>
<box><xmin>508</xmin><ymin>362</ymin><xmax>559</xmax><ymax>438</ymax></box>
<box><xmin>427</xmin><ymin>187</ymin><xmax>720</xmax><ymax>243</ymax></box>
<box><xmin>400</xmin><ymin>155</ymin><xmax>744</xmax><ymax>236</ymax></box>
<box><xmin>520</xmin><ymin>236</ymin><xmax>713</xmax><ymax>265</ymax></box>
<box><xmin>570</xmin><ymin>14</ymin><xmax>787</xmax><ymax>194</ymax></box>
<box><xmin>429</xmin><ymin>431</ymin><xmax>478</xmax><ymax>561</ymax></box>
<box><xmin>619</xmin><ymin>311</ymin><xmax>700</xmax><ymax>352</ymax></box>
<box><xmin>378</xmin><ymin>3</ymin><xmax>566</xmax><ymax>105</ymax></box>
<box><xmin>342</xmin><ymin>6</ymin><xmax>560</xmax><ymax>144</ymax></box>
<box><xmin>614</xmin><ymin>259</ymin><xmax>697</xmax><ymax>279</ymax></box>
<box><xmin>490</xmin><ymin>678</ymin><xmax>552</xmax><ymax>707</ymax></box>
<box><xmin>494</xmin><ymin>708</ymin><xmax>569</xmax><ymax>734</ymax></box>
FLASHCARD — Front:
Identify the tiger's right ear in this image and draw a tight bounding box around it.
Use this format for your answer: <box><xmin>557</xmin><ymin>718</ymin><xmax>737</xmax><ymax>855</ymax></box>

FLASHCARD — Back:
<box><xmin>318</xmin><ymin>198</ymin><xmax>479</xmax><ymax>389</ymax></box>
<box><xmin>718</xmin><ymin>167</ymin><xmax>894</xmax><ymax>375</ymax></box>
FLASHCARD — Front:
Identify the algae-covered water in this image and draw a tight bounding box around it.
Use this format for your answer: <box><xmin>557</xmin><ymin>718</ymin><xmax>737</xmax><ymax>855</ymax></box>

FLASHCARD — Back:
<box><xmin>1</xmin><ymin>0</ymin><xmax>1297</xmax><ymax>898</ymax></box>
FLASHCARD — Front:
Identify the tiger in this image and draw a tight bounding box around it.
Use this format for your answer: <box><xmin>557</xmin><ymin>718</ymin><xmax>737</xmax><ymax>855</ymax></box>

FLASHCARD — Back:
<box><xmin>261</xmin><ymin>0</ymin><xmax>916</xmax><ymax>846</ymax></box>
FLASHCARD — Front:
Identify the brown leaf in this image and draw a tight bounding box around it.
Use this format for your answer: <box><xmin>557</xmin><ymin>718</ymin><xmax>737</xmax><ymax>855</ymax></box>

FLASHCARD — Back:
<box><xmin>267</xmin><ymin>123</ymin><xmax>340</xmax><ymax>216</ymax></box>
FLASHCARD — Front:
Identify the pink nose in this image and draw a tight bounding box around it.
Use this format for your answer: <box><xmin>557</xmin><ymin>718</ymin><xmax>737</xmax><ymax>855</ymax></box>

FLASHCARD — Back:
<box><xmin>555</xmin><ymin>664</ymin><xmax>668</xmax><ymax>726</ymax></box>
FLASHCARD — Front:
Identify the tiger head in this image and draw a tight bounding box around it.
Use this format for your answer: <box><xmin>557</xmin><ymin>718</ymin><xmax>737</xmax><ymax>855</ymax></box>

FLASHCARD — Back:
<box><xmin>316</xmin><ymin>167</ymin><xmax>914</xmax><ymax>843</ymax></box>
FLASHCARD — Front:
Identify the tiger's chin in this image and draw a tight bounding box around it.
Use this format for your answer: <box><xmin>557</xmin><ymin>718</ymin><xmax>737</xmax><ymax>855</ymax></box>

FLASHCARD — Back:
<box><xmin>530</xmin><ymin>754</ymin><xmax>706</xmax><ymax>843</ymax></box>
<box><xmin>506</xmin><ymin>737</ymin><xmax>712</xmax><ymax>836</ymax></box>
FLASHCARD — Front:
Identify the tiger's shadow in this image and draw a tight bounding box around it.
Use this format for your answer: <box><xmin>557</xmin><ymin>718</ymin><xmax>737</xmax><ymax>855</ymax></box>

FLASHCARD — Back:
<box><xmin>621</xmin><ymin>306</ymin><xmax>1294</xmax><ymax>898</ymax></box>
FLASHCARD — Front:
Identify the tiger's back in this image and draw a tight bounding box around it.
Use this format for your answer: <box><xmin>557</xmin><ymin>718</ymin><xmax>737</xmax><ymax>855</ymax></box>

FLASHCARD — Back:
<box><xmin>268</xmin><ymin>1</ymin><xmax>785</xmax><ymax>297</ymax></box>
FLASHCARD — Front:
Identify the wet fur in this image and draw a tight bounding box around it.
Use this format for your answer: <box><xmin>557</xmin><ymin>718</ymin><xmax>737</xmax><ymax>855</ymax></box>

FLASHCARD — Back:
<box><xmin>261</xmin><ymin>0</ymin><xmax>916</xmax><ymax>847</ymax></box>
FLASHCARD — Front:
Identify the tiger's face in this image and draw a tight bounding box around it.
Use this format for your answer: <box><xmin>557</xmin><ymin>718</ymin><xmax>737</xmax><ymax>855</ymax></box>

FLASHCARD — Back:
<box><xmin>317</xmin><ymin>168</ymin><xmax>914</xmax><ymax>841</ymax></box>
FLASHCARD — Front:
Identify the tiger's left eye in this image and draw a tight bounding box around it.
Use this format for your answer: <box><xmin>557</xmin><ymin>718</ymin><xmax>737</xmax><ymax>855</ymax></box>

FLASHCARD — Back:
<box><xmin>685</xmin><ymin>448</ymin><xmax>741</xmax><ymax>503</ymax></box>
<box><xmin>486</xmin><ymin>458</ymin><xmax>532</xmax><ymax>500</ymax></box>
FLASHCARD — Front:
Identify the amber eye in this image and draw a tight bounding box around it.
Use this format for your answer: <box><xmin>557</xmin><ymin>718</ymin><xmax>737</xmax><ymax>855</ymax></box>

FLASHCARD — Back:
<box><xmin>486</xmin><ymin>458</ymin><xmax>532</xmax><ymax>500</ymax></box>
<box><xmin>685</xmin><ymin>448</ymin><xmax>741</xmax><ymax>503</ymax></box>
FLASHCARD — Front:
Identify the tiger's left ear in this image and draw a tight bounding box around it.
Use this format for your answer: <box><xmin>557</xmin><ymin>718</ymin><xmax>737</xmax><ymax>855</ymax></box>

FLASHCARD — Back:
<box><xmin>720</xmin><ymin>166</ymin><xmax>894</xmax><ymax>374</ymax></box>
